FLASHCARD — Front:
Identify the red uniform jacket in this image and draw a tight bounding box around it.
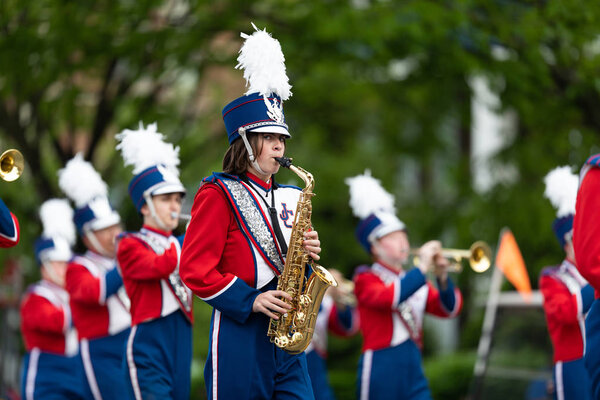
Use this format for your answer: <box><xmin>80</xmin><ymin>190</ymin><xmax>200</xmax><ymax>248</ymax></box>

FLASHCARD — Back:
<box><xmin>540</xmin><ymin>260</ymin><xmax>593</xmax><ymax>363</ymax></box>
<box><xmin>20</xmin><ymin>281</ymin><xmax>77</xmax><ymax>355</ymax></box>
<box><xmin>66</xmin><ymin>251</ymin><xmax>131</xmax><ymax>340</ymax></box>
<box><xmin>180</xmin><ymin>173</ymin><xmax>301</xmax><ymax>324</ymax></box>
<box><xmin>117</xmin><ymin>226</ymin><xmax>193</xmax><ymax>325</ymax></box>
<box><xmin>574</xmin><ymin>156</ymin><xmax>600</xmax><ymax>296</ymax></box>
<box><xmin>354</xmin><ymin>262</ymin><xmax>462</xmax><ymax>352</ymax></box>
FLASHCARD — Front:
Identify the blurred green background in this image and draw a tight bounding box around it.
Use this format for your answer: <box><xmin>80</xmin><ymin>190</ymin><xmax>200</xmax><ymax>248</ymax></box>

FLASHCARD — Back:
<box><xmin>1</xmin><ymin>0</ymin><xmax>599</xmax><ymax>398</ymax></box>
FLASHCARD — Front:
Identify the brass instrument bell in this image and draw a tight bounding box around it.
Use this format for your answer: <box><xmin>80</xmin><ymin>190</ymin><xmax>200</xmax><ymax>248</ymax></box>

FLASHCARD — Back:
<box><xmin>0</xmin><ymin>149</ymin><xmax>24</xmax><ymax>182</ymax></box>
<box><xmin>411</xmin><ymin>241</ymin><xmax>492</xmax><ymax>273</ymax></box>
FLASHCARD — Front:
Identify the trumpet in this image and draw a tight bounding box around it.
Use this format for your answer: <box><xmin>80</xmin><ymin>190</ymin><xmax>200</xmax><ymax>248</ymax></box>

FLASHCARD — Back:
<box><xmin>330</xmin><ymin>277</ymin><xmax>357</xmax><ymax>307</ymax></box>
<box><xmin>0</xmin><ymin>149</ymin><xmax>24</xmax><ymax>182</ymax></box>
<box><xmin>410</xmin><ymin>241</ymin><xmax>492</xmax><ymax>273</ymax></box>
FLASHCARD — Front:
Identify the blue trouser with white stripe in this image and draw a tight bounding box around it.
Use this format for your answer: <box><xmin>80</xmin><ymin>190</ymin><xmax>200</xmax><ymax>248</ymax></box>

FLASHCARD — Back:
<box><xmin>21</xmin><ymin>349</ymin><xmax>85</xmax><ymax>400</ymax></box>
<box><xmin>124</xmin><ymin>311</ymin><xmax>192</xmax><ymax>400</ymax></box>
<box><xmin>585</xmin><ymin>299</ymin><xmax>600</xmax><ymax>399</ymax></box>
<box><xmin>553</xmin><ymin>358</ymin><xmax>592</xmax><ymax>400</ymax></box>
<box><xmin>306</xmin><ymin>350</ymin><xmax>336</xmax><ymax>400</ymax></box>
<box><xmin>80</xmin><ymin>328</ymin><xmax>130</xmax><ymax>400</ymax></box>
<box><xmin>357</xmin><ymin>340</ymin><xmax>431</xmax><ymax>400</ymax></box>
<box><xmin>205</xmin><ymin>279</ymin><xmax>314</xmax><ymax>400</ymax></box>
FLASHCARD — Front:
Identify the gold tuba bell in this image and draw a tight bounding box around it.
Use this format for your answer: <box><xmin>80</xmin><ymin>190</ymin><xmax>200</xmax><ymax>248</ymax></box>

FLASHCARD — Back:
<box><xmin>0</xmin><ymin>149</ymin><xmax>24</xmax><ymax>182</ymax></box>
<box><xmin>410</xmin><ymin>241</ymin><xmax>492</xmax><ymax>273</ymax></box>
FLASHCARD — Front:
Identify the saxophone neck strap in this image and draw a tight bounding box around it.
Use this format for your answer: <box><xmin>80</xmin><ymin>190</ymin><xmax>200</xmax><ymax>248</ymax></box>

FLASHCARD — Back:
<box><xmin>242</xmin><ymin>174</ymin><xmax>289</xmax><ymax>256</ymax></box>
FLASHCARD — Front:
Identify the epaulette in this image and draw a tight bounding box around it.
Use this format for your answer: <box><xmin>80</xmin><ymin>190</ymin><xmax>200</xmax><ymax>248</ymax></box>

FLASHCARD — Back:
<box><xmin>201</xmin><ymin>172</ymin><xmax>241</xmax><ymax>184</ymax></box>
<box><xmin>585</xmin><ymin>154</ymin><xmax>600</xmax><ymax>167</ymax></box>
<box><xmin>540</xmin><ymin>265</ymin><xmax>559</xmax><ymax>278</ymax></box>
<box><xmin>353</xmin><ymin>264</ymin><xmax>371</xmax><ymax>279</ymax></box>
<box><xmin>116</xmin><ymin>231</ymin><xmax>151</xmax><ymax>250</ymax></box>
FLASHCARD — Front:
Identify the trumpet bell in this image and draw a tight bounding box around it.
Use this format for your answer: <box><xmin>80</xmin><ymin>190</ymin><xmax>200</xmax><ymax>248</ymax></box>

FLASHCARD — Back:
<box><xmin>469</xmin><ymin>241</ymin><xmax>492</xmax><ymax>273</ymax></box>
<box><xmin>0</xmin><ymin>149</ymin><xmax>24</xmax><ymax>182</ymax></box>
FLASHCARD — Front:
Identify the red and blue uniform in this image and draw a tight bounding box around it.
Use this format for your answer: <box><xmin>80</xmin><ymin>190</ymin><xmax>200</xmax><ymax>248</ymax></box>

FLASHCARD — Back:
<box><xmin>539</xmin><ymin>259</ymin><xmax>593</xmax><ymax>400</ymax></box>
<box><xmin>353</xmin><ymin>262</ymin><xmax>462</xmax><ymax>400</ymax></box>
<box><xmin>305</xmin><ymin>294</ymin><xmax>359</xmax><ymax>400</ymax></box>
<box><xmin>117</xmin><ymin>225</ymin><xmax>193</xmax><ymax>400</ymax></box>
<box><xmin>0</xmin><ymin>198</ymin><xmax>19</xmax><ymax>248</ymax></box>
<box><xmin>573</xmin><ymin>154</ymin><xmax>600</xmax><ymax>398</ymax></box>
<box><xmin>181</xmin><ymin>172</ymin><xmax>315</xmax><ymax>400</ymax></box>
<box><xmin>66</xmin><ymin>250</ymin><xmax>131</xmax><ymax>400</ymax></box>
<box><xmin>20</xmin><ymin>281</ymin><xmax>83</xmax><ymax>400</ymax></box>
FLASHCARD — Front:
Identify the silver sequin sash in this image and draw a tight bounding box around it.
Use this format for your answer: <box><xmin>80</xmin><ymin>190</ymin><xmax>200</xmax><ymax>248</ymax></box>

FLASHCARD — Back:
<box><xmin>218</xmin><ymin>178</ymin><xmax>285</xmax><ymax>273</ymax></box>
<box><xmin>555</xmin><ymin>269</ymin><xmax>584</xmax><ymax>296</ymax></box>
<box><xmin>398</xmin><ymin>302</ymin><xmax>421</xmax><ymax>345</ymax></box>
<box><xmin>132</xmin><ymin>232</ymin><xmax>192</xmax><ymax>312</ymax></box>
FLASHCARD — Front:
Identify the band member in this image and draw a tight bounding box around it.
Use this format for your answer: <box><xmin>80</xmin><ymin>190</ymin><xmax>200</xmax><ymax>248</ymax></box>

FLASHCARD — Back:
<box><xmin>20</xmin><ymin>199</ymin><xmax>83</xmax><ymax>399</ymax></box>
<box><xmin>180</xmin><ymin>25</ymin><xmax>321</xmax><ymax>399</ymax></box>
<box><xmin>346</xmin><ymin>171</ymin><xmax>462</xmax><ymax>400</ymax></box>
<box><xmin>573</xmin><ymin>154</ymin><xmax>600</xmax><ymax>398</ymax></box>
<box><xmin>540</xmin><ymin>166</ymin><xmax>593</xmax><ymax>400</ymax></box>
<box><xmin>0</xmin><ymin>198</ymin><xmax>19</xmax><ymax>248</ymax></box>
<box><xmin>305</xmin><ymin>269</ymin><xmax>359</xmax><ymax>400</ymax></box>
<box><xmin>58</xmin><ymin>154</ymin><xmax>130</xmax><ymax>400</ymax></box>
<box><xmin>115</xmin><ymin>122</ymin><xmax>193</xmax><ymax>400</ymax></box>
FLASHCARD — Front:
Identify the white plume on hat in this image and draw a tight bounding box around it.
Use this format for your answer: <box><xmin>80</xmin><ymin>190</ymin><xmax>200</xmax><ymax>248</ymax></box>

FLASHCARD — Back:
<box><xmin>58</xmin><ymin>153</ymin><xmax>109</xmax><ymax>208</ymax></box>
<box><xmin>237</xmin><ymin>23</ymin><xmax>292</xmax><ymax>101</ymax></box>
<box><xmin>543</xmin><ymin>166</ymin><xmax>578</xmax><ymax>218</ymax></box>
<box><xmin>39</xmin><ymin>199</ymin><xmax>76</xmax><ymax>245</ymax></box>
<box><xmin>116</xmin><ymin>122</ymin><xmax>181</xmax><ymax>175</ymax></box>
<box><xmin>345</xmin><ymin>170</ymin><xmax>396</xmax><ymax>219</ymax></box>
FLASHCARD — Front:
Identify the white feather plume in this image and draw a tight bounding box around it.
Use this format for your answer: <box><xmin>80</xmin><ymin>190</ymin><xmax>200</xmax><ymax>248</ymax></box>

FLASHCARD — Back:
<box><xmin>39</xmin><ymin>198</ymin><xmax>76</xmax><ymax>245</ymax></box>
<box><xmin>58</xmin><ymin>153</ymin><xmax>108</xmax><ymax>208</ymax></box>
<box><xmin>236</xmin><ymin>23</ymin><xmax>292</xmax><ymax>100</ymax></box>
<box><xmin>345</xmin><ymin>170</ymin><xmax>396</xmax><ymax>219</ymax></box>
<box><xmin>116</xmin><ymin>122</ymin><xmax>181</xmax><ymax>176</ymax></box>
<box><xmin>544</xmin><ymin>166</ymin><xmax>578</xmax><ymax>218</ymax></box>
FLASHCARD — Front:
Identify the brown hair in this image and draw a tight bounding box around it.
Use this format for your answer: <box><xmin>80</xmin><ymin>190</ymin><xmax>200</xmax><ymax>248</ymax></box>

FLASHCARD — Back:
<box><xmin>222</xmin><ymin>133</ymin><xmax>264</xmax><ymax>175</ymax></box>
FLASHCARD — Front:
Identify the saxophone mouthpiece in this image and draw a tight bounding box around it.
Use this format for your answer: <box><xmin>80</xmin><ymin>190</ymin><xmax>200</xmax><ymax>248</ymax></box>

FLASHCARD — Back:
<box><xmin>275</xmin><ymin>157</ymin><xmax>293</xmax><ymax>168</ymax></box>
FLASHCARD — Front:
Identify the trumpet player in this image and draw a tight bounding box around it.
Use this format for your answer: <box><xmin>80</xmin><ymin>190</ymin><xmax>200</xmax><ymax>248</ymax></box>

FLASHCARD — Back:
<box><xmin>20</xmin><ymin>199</ymin><xmax>83</xmax><ymax>399</ymax></box>
<box><xmin>540</xmin><ymin>166</ymin><xmax>593</xmax><ymax>400</ymax></box>
<box><xmin>115</xmin><ymin>123</ymin><xmax>193</xmax><ymax>400</ymax></box>
<box><xmin>346</xmin><ymin>171</ymin><xmax>463</xmax><ymax>400</ymax></box>
<box><xmin>180</xmin><ymin>25</ymin><xmax>320</xmax><ymax>400</ymax></box>
<box><xmin>0</xmin><ymin>198</ymin><xmax>19</xmax><ymax>248</ymax></box>
<box><xmin>58</xmin><ymin>154</ymin><xmax>131</xmax><ymax>400</ymax></box>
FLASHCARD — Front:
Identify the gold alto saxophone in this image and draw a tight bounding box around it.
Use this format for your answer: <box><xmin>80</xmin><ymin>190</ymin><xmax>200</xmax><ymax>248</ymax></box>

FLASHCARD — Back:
<box><xmin>267</xmin><ymin>157</ymin><xmax>338</xmax><ymax>354</ymax></box>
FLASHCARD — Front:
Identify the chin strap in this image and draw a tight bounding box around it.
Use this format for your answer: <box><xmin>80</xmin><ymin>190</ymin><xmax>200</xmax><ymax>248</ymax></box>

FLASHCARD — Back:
<box><xmin>84</xmin><ymin>230</ymin><xmax>111</xmax><ymax>258</ymax></box>
<box><xmin>41</xmin><ymin>262</ymin><xmax>64</xmax><ymax>287</ymax></box>
<box><xmin>143</xmin><ymin>192</ymin><xmax>169</xmax><ymax>231</ymax></box>
<box><xmin>238</xmin><ymin>127</ymin><xmax>268</xmax><ymax>176</ymax></box>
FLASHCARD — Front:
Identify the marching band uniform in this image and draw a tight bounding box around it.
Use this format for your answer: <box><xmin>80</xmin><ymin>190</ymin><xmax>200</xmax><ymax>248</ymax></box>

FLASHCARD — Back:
<box><xmin>539</xmin><ymin>166</ymin><xmax>593</xmax><ymax>400</ymax></box>
<box><xmin>305</xmin><ymin>292</ymin><xmax>359</xmax><ymax>400</ymax></box>
<box><xmin>180</xmin><ymin>25</ymin><xmax>316</xmax><ymax>399</ymax></box>
<box><xmin>346</xmin><ymin>172</ymin><xmax>462</xmax><ymax>400</ymax></box>
<box><xmin>20</xmin><ymin>199</ymin><xmax>82</xmax><ymax>399</ymax></box>
<box><xmin>0</xmin><ymin>198</ymin><xmax>19</xmax><ymax>248</ymax></box>
<box><xmin>58</xmin><ymin>154</ymin><xmax>131</xmax><ymax>400</ymax></box>
<box><xmin>573</xmin><ymin>154</ymin><xmax>600</xmax><ymax>398</ymax></box>
<box><xmin>116</xmin><ymin>123</ymin><xmax>193</xmax><ymax>400</ymax></box>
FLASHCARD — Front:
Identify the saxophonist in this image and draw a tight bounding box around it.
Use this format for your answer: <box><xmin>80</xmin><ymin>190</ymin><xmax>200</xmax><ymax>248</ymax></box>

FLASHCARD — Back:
<box><xmin>180</xmin><ymin>24</ymin><xmax>320</xmax><ymax>400</ymax></box>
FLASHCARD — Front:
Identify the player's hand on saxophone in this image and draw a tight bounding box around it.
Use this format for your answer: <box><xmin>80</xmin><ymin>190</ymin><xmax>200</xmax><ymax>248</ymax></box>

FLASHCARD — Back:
<box><xmin>303</xmin><ymin>230</ymin><xmax>321</xmax><ymax>260</ymax></box>
<box><xmin>253</xmin><ymin>290</ymin><xmax>292</xmax><ymax>319</ymax></box>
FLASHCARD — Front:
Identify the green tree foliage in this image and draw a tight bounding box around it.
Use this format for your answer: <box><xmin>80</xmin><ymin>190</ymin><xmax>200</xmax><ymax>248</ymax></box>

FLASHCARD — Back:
<box><xmin>2</xmin><ymin>0</ymin><xmax>600</xmax><ymax>398</ymax></box>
